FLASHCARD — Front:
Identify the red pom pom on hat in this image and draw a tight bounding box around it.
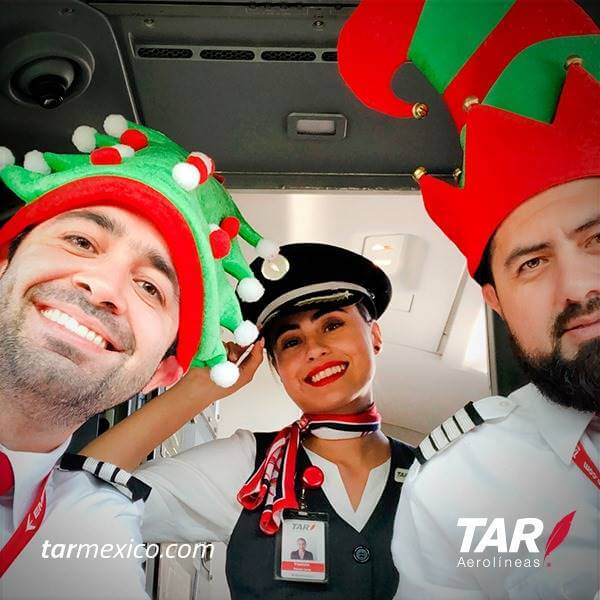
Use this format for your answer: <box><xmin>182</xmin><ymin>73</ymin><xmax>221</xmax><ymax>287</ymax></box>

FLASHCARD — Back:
<box><xmin>210</xmin><ymin>226</ymin><xmax>231</xmax><ymax>259</ymax></box>
<box><xmin>90</xmin><ymin>147</ymin><xmax>122</xmax><ymax>165</ymax></box>
<box><xmin>120</xmin><ymin>129</ymin><xmax>148</xmax><ymax>151</ymax></box>
<box><xmin>186</xmin><ymin>152</ymin><xmax>214</xmax><ymax>185</ymax></box>
<box><xmin>220</xmin><ymin>216</ymin><xmax>240</xmax><ymax>239</ymax></box>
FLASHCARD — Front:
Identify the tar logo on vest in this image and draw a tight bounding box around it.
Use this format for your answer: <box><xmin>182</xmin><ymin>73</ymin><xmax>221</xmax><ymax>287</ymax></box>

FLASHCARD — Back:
<box><xmin>292</xmin><ymin>523</ymin><xmax>316</xmax><ymax>531</ymax></box>
<box><xmin>394</xmin><ymin>468</ymin><xmax>408</xmax><ymax>483</ymax></box>
<box><xmin>455</xmin><ymin>511</ymin><xmax>576</xmax><ymax>570</ymax></box>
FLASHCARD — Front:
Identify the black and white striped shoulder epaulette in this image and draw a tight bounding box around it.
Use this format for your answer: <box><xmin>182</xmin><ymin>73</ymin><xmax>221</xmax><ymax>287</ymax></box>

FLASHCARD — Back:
<box><xmin>414</xmin><ymin>396</ymin><xmax>517</xmax><ymax>465</ymax></box>
<box><xmin>59</xmin><ymin>453</ymin><xmax>151</xmax><ymax>503</ymax></box>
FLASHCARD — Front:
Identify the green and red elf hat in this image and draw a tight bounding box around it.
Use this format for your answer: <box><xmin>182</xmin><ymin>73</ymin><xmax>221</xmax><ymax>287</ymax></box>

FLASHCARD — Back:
<box><xmin>0</xmin><ymin>115</ymin><xmax>289</xmax><ymax>387</ymax></box>
<box><xmin>338</xmin><ymin>0</ymin><xmax>600</xmax><ymax>280</ymax></box>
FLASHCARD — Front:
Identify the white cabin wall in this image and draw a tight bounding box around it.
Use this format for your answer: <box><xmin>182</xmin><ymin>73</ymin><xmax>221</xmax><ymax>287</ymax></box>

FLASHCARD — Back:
<box><xmin>215</xmin><ymin>190</ymin><xmax>491</xmax><ymax>441</ymax></box>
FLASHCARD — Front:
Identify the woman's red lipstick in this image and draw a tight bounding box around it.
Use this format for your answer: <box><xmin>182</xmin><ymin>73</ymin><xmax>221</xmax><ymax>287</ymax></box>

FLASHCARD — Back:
<box><xmin>304</xmin><ymin>361</ymin><xmax>349</xmax><ymax>387</ymax></box>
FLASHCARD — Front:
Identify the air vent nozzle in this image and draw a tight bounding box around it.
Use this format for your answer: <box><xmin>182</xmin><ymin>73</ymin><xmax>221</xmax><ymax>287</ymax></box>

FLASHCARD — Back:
<box><xmin>261</xmin><ymin>50</ymin><xmax>316</xmax><ymax>62</ymax></box>
<box><xmin>137</xmin><ymin>47</ymin><xmax>193</xmax><ymax>59</ymax></box>
<box><xmin>200</xmin><ymin>49</ymin><xmax>255</xmax><ymax>61</ymax></box>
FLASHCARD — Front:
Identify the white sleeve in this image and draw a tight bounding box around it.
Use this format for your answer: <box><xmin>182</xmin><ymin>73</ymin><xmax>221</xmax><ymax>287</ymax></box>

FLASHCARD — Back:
<box><xmin>84</xmin><ymin>497</ymin><xmax>149</xmax><ymax>600</ymax></box>
<box><xmin>135</xmin><ymin>429</ymin><xmax>256</xmax><ymax>544</ymax></box>
<box><xmin>392</xmin><ymin>463</ymin><xmax>486</xmax><ymax>600</ymax></box>
<box><xmin>29</xmin><ymin>486</ymin><xmax>148</xmax><ymax>600</ymax></box>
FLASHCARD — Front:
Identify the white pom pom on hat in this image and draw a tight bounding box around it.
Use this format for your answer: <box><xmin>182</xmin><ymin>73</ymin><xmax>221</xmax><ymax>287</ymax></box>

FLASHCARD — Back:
<box><xmin>103</xmin><ymin>114</ymin><xmax>128</xmax><ymax>138</ymax></box>
<box><xmin>237</xmin><ymin>277</ymin><xmax>265</xmax><ymax>302</ymax></box>
<box><xmin>234</xmin><ymin>321</ymin><xmax>259</xmax><ymax>346</ymax></box>
<box><xmin>172</xmin><ymin>162</ymin><xmax>200</xmax><ymax>191</ymax></box>
<box><xmin>112</xmin><ymin>144</ymin><xmax>135</xmax><ymax>159</ymax></box>
<box><xmin>23</xmin><ymin>150</ymin><xmax>51</xmax><ymax>175</ymax></box>
<box><xmin>72</xmin><ymin>126</ymin><xmax>97</xmax><ymax>153</ymax></box>
<box><xmin>256</xmin><ymin>239</ymin><xmax>280</xmax><ymax>260</ymax></box>
<box><xmin>0</xmin><ymin>147</ymin><xmax>15</xmax><ymax>170</ymax></box>
<box><xmin>210</xmin><ymin>361</ymin><xmax>240</xmax><ymax>388</ymax></box>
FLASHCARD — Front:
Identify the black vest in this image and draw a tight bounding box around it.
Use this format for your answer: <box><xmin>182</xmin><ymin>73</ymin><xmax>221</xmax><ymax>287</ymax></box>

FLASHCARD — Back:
<box><xmin>226</xmin><ymin>433</ymin><xmax>414</xmax><ymax>599</ymax></box>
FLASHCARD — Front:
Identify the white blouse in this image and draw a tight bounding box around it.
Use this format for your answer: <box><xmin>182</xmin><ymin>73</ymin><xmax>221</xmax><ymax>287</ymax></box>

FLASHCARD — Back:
<box><xmin>137</xmin><ymin>429</ymin><xmax>391</xmax><ymax>544</ymax></box>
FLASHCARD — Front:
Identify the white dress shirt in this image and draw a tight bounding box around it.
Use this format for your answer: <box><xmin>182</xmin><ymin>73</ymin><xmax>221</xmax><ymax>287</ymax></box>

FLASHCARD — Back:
<box><xmin>136</xmin><ymin>429</ymin><xmax>391</xmax><ymax>544</ymax></box>
<box><xmin>392</xmin><ymin>384</ymin><xmax>599</xmax><ymax>600</ymax></box>
<box><xmin>0</xmin><ymin>438</ymin><xmax>148</xmax><ymax>600</ymax></box>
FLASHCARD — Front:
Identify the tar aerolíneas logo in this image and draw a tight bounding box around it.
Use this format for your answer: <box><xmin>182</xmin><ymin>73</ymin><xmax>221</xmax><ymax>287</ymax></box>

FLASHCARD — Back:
<box><xmin>292</xmin><ymin>523</ymin><xmax>316</xmax><ymax>532</ymax></box>
<box><xmin>456</xmin><ymin>511</ymin><xmax>576</xmax><ymax>569</ymax></box>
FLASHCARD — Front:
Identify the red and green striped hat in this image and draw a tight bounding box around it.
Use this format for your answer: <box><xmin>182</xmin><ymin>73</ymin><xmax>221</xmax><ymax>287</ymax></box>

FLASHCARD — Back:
<box><xmin>338</xmin><ymin>0</ymin><xmax>600</xmax><ymax>278</ymax></box>
<box><xmin>0</xmin><ymin>116</ymin><xmax>288</xmax><ymax>386</ymax></box>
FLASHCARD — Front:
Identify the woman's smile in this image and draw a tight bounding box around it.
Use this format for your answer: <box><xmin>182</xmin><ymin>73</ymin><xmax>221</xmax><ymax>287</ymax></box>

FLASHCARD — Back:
<box><xmin>304</xmin><ymin>360</ymin><xmax>349</xmax><ymax>387</ymax></box>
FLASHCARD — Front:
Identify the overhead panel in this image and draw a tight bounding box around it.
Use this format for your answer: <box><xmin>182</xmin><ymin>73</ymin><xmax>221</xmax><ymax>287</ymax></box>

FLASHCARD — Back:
<box><xmin>94</xmin><ymin>2</ymin><xmax>462</xmax><ymax>189</ymax></box>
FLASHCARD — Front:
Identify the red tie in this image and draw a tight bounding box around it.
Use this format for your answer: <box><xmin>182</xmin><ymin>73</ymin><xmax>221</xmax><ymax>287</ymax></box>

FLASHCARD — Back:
<box><xmin>0</xmin><ymin>451</ymin><xmax>14</xmax><ymax>495</ymax></box>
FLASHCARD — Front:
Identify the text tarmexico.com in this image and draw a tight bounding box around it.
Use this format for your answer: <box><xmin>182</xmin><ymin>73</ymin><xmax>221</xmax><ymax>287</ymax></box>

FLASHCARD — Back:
<box><xmin>41</xmin><ymin>540</ymin><xmax>214</xmax><ymax>561</ymax></box>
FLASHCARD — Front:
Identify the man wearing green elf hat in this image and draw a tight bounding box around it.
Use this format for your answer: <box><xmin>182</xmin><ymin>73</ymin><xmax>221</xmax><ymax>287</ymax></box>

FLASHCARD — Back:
<box><xmin>338</xmin><ymin>0</ymin><xmax>599</xmax><ymax>597</ymax></box>
<box><xmin>0</xmin><ymin>115</ymin><xmax>283</xmax><ymax>598</ymax></box>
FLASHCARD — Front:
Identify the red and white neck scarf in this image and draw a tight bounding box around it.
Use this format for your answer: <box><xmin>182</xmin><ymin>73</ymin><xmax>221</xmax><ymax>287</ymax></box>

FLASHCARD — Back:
<box><xmin>237</xmin><ymin>405</ymin><xmax>381</xmax><ymax>535</ymax></box>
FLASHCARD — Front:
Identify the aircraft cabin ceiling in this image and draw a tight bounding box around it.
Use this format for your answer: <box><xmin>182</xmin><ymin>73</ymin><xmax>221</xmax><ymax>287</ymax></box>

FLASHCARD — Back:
<box><xmin>1</xmin><ymin>0</ymin><xmax>598</xmax><ymax>218</ymax></box>
<box><xmin>0</xmin><ymin>1</ymin><xmax>598</xmax><ymax>441</ymax></box>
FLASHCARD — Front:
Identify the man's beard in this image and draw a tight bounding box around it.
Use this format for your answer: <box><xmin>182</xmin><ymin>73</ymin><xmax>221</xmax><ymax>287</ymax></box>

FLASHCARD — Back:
<box><xmin>508</xmin><ymin>297</ymin><xmax>600</xmax><ymax>413</ymax></box>
<box><xmin>0</xmin><ymin>271</ymin><xmax>154</xmax><ymax>429</ymax></box>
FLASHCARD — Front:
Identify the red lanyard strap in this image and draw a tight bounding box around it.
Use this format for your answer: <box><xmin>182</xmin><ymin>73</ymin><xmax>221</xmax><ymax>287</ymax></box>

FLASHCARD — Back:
<box><xmin>0</xmin><ymin>472</ymin><xmax>50</xmax><ymax>578</ymax></box>
<box><xmin>572</xmin><ymin>441</ymin><xmax>599</xmax><ymax>491</ymax></box>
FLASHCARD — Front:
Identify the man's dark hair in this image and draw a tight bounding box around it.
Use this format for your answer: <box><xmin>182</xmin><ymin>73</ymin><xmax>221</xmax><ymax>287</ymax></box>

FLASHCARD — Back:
<box><xmin>474</xmin><ymin>236</ymin><xmax>496</xmax><ymax>287</ymax></box>
<box><xmin>7</xmin><ymin>227</ymin><xmax>33</xmax><ymax>263</ymax></box>
<box><xmin>163</xmin><ymin>337</ymin><xmax>178</xmax><ymax>360</ymax></box>
<box><xmin>263</xmin><ymin>298</ymin><xmax>374</xmax><ymax>366</ymax></box>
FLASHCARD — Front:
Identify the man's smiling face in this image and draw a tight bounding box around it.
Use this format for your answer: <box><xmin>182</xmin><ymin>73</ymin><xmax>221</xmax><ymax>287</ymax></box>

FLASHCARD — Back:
<box><xmin>0</xmin><ymin>206</ymin><xmax>182</xmax><ymax>427</ymax></box>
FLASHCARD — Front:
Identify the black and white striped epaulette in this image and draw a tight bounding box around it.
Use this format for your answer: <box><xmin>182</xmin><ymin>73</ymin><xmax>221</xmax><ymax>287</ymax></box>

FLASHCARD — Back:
<box><xmin>414</xmin><ymin>396</ymin><xmax>517</xmax><ymax>465</ymax></box>
<box><xmin>59</xmin><ymin>453</ymin><xmax>151</xmax><ymax>503</ymax></box>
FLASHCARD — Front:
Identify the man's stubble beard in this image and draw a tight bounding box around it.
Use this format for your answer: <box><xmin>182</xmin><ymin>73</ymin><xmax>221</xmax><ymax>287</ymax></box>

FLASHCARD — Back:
<box><xmin>507</xmin><ymin>297</ymin><xmax>600</xmax><ymax>413</ymax></box>
<box><xmin>0</xmin><ymin>269</ymin><xmax>155</xmax><ymax>429</ymax></box>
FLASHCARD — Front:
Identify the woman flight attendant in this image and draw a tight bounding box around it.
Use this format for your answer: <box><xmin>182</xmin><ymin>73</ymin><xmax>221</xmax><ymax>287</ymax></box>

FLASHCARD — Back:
<box><xmin>83</xmin><ymin>243</ymin><xmax>414</xmax><ymax>599</ymax></box>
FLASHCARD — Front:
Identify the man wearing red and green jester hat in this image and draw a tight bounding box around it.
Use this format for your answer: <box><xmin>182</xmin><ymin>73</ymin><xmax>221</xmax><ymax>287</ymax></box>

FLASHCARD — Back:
<box><xmin>0</xmin><ymin>115</ymin><xmax>285</xmax><ymax>598</ymax></box>
<box><xmin>339</xmin><ymin>0</ymin><xmax>599</xmax><ymax>597</ymax></box>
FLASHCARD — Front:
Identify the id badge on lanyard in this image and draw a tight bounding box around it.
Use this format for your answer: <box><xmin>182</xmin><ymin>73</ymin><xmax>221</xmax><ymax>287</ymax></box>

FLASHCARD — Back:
<box><xmin>275</xmin><ymin>466</ymin><xmax>329</xmax><ymax>584</ymax></box>
<box><xmin>276</xmin><ymin>509</ymin><xmax>329</xmax><ymax>583</ymax></box>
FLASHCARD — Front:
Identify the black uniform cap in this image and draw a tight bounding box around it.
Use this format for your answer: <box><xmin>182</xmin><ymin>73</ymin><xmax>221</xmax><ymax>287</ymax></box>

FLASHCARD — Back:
<box><xmin>241</xmin><ymin>243</ymin><xmax>392</xmax><ymax>329</ymax></box>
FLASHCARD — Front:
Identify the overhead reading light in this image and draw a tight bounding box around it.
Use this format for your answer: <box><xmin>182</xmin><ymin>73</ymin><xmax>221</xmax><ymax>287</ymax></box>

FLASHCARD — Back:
<box><xmin>362</xmin><ymin>235</ymin><xmax>408</xmax><ymax>275</ymax></box>
<box><xmin>296</xmin><ymin>118</ymin><xmax>336</xmax><ymax>135</ymax></box>
<box><xmin>287</xmin><ymin>113</ymin><xmax>347</xmax><ymax>140</ymax></box>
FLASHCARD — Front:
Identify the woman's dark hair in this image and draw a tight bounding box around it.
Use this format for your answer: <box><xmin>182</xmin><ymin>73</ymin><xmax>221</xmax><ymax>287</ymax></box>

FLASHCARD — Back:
<box><xmin>262</xmin><ymin>299</ymin><xmax>374</xmax><ymax>366</ymax></box>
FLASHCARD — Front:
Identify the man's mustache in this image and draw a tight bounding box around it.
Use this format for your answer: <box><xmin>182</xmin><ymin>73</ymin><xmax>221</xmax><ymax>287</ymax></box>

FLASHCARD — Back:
<box><xmin>31</xmin><ymin>283</ymin><xmax>135</xmax><ymax>353</ymax></box>
<box><xmin>552</xmin><ymin>296</ymin><xmax>600</xmax><ymax>341</ymax></box>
